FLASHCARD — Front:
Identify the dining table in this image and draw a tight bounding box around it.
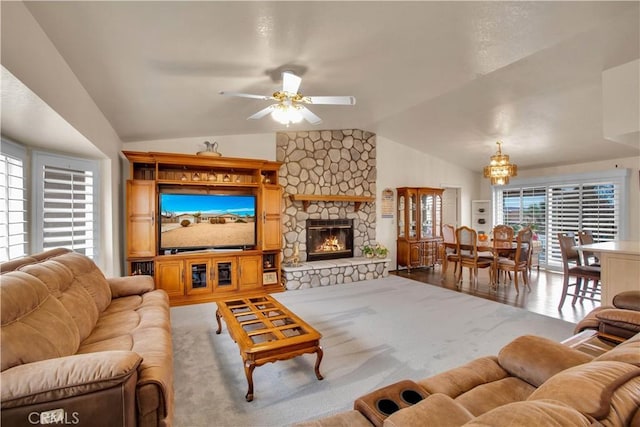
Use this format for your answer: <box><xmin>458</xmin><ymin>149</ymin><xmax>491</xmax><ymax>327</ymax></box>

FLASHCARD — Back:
<box><xmin>573</xmin><ymin>240</ymin><xmax>640</xmax><ymax>305</ymax></box>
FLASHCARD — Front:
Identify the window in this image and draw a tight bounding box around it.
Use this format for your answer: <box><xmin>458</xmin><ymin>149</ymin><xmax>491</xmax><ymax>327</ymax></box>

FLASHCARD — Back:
<box><xmin>0</xmin><ymin>140</ymin><xmax>28</xmax><ymax>261</ymax></box>
<box><xmin>32</xmin><ymin>152</ymin><xmax>99</xmax><ymax>259</ymax></box>
<box><xmin>493</xmin><ymin>169</ymin><xmax>628</xmax><ymax>270</ymax></box>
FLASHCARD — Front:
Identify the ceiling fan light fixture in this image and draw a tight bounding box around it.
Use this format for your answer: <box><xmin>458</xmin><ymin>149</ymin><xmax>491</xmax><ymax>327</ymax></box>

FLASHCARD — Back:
<box><xmin>483</xmin><ymin>141</ymin><xmax>517</xmax><ymax>185</ymax></box>
<box><xmin>271</xmin><ymin>104</ymin><xmax>303</xmax><ymax>125</ymax></box>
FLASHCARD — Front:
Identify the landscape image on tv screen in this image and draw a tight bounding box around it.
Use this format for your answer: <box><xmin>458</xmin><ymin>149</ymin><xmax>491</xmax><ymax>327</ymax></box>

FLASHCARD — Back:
<box><xmin>160</xmin><ymin>193</ymin><xmax>256</xmax><ymax>250</ymax></box>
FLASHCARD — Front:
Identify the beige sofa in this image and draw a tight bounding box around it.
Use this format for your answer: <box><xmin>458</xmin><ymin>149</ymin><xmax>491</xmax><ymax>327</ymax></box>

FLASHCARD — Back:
<box><xmin>0</xmin><ymin>248</ymin><xmax>173</xmax><ymax>427</ymax></box>
<box><xmin>297</xmin><ymin>333</ymin><xmax>640</xmax><ymax>426</ymax></box>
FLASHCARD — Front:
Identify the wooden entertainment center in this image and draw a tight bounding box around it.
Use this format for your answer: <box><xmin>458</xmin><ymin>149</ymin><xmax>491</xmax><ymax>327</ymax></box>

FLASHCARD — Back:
<box><xmin>123</xmin><ymin>151</ymin><xmax>284</xmax><ymax>305</ymax></box>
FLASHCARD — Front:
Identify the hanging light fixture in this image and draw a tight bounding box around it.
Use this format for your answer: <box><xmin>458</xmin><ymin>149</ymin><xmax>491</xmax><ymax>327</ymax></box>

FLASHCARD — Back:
<box><xmin>483</xmin><ymin>141</ymin><xmax>517</xmax><ymax>185</ymax></box>
<box><xmin>271</xmin><ymin>103</ymin><xmax>303</xmax><ymax>126</ymax></box>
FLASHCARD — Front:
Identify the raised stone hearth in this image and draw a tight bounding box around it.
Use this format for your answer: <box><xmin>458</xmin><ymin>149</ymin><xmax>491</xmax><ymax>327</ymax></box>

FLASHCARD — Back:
<box><xmin>282</xmin><ymin>257</ymin><xmax>390</xmax><ymax>290</ymax></box>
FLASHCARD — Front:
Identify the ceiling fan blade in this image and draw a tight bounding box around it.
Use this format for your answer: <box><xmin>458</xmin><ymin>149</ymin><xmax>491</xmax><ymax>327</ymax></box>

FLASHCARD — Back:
<box><xmin>247</xmin><ymin>105</ymin><xmax>276</xmax><ymax>120</ymax></box>
<box><xmin>282</xmin><ymin>71</ymin><xmax>302</xmax><ymax>94</ymax></box>
<box><xmin>304</xmin><ymin>95</ymin><xmax>356</xmax><ymax>105</ymax></box>
<box><xmin>219</xmin><ymin>91</ymin><xmax>274</xmax><ymax>101</ymax></box>
<box><xmin>298</xmin><ymin>106</ymin><xmax>323</xmax><ymax>125</ymax></box>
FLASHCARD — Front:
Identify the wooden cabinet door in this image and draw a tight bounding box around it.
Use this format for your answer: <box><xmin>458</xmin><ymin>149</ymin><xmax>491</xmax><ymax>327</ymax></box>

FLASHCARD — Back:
<box><xmin>262</xmin><ymin>186</ymin><xmax>282</xmax><ymax>251</ymax></box>
<box><xmin>126</xmin><ymin>180</ymin><xmax>156</xmax><ymax>257</ymax></box>
<box><xmin>238</xmin><ymin>255</ymin><xmax>262</xmax><ymax>291</ymax></box>
<box><xmin>213</xmin><ymin>257</ymin><xmax>238</xmax><ymax>292</ymax></box>
<box><xmin>409</xmin><ymin>243</ymin><xmax>422</xmax><ymax>267</ymax></box>
<box><xmin>185</xmin><ymin>259</ymin><xmax>213</xmax><ymax>295</ymax></box>
<box><xmin>155</xmin><ymin>259</ymin><xmax>184</xmax><ymax>297</ymax></box>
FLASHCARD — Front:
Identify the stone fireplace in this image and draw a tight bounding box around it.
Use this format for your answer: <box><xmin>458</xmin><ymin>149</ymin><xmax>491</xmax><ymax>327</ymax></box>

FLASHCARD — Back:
<box><xmin>277</xmin><ymin>129</ymin><xmax>388</xmax><ymax>290</ymax></box>
<box><xmin>306</xmin><ymin>219</ymin><xmax>354</xmax><ymax>261</ymax></box>
<box><xmin>277</xmin><ymin>130</ymin><xmax>377</xmax><ymax>261</ymax></box>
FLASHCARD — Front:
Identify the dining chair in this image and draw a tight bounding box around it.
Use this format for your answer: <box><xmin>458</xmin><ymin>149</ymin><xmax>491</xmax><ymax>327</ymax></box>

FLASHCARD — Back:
<box><xmin>496</xmin><ymin>227</ymin><xmax>532</xmax><ymax>294</ymax></box>
<box><xmin>440</xmin><ymin>224</ymin><xmax>460</xmax><ymax>277</ymax></box>
<box><xmin>492</xmin><ymin>224</ymin><xmax>515</xmax><ymax>282</ymax></box>
<box><xmin>577</xmin><ymin>230</ymin><xmax>600</xmax><ymax>266</ymax></box>
<box><xmin>455</xmin><ymin>226</ymin><xmax>493</xmax><ymax>288</ymax></box>
<box><xmin>557</xmin><ymin>232</ymin><xmax>601</xmax><ymax>310</ymax></box>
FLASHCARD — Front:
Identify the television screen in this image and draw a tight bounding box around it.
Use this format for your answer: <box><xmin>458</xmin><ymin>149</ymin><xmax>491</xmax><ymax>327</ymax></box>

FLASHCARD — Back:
<box><xmin>159</xmin><ymin>193</ymin><xmax>256</xmax><ymax>251</ymax></box>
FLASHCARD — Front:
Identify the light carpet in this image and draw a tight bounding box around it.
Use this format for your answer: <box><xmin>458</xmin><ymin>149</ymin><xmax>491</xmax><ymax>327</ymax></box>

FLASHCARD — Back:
<box><xmin>171</xmin><ymin>275</ymin><xmax>576</xmax><ymax>427</ymax></box>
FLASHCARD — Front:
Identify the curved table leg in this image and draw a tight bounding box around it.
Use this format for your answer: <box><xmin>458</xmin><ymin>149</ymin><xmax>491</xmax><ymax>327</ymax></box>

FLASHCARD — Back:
<box><xmin>244</xmin><ymin>361</ymin><xmax>256</xmax><ymax>402</ymax></box>
<box><xmin>314</xmin><ymin>345</ymin><xmax>324</xmax><ymax>380</ymax></box>
<box><xmin>215</xmin><ymin>309</ymin><xmax>222</xmax><ymax>334</ymax></box>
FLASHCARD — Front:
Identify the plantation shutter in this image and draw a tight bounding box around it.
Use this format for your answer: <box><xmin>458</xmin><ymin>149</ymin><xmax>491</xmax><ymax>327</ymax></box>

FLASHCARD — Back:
<box><xmin>0</xmin><ymin>141</ymin><xmax>28</xmax><ymax>261</ymax></box>
<box><xmin>33</xmin><ymin>152</ymin><xmax>99</xmax><ymax>259</ymax></box>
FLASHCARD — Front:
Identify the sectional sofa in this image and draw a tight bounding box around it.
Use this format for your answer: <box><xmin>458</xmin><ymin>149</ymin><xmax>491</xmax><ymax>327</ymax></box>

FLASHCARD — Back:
<box><xmin>297</xmin><ymin>333</ymin><xmax>640</xmax><ymax>426</ymax></box>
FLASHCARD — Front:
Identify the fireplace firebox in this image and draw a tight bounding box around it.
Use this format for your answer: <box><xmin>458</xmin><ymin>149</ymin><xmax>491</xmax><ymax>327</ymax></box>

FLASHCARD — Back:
<box><xmin>306</xmin><ymin>219</ymin><xmax>354</xmax><ymax>261</ymax></box>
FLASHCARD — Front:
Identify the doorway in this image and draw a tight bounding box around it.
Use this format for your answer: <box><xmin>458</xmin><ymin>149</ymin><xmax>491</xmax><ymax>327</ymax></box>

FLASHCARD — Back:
<box><xmin>442</xmin><ymin>187</ymin><xmax>460</xmax><ymax>228</ymax></box>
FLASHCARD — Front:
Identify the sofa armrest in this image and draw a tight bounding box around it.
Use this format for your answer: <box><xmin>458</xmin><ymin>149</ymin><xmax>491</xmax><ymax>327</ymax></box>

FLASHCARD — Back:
<box><xmin>383</xmin><ymin>394</ymin><xmax>473</xmax><ymax>427</ymax></box>
<box><xmin>498</xmin><ymin>335</ymin><xmax>592</xmax><ymax>387</ymax></box>
<box><xmin>613</xmin><ymin>291</ymin><xmax>640</xmax><ymax>311</ymax></box>
<box><xmin>596</xmin><ymin>309</ymin><xmax>640</xmax><ymax>334</ymax></box>
<box><xmin>108</xmin><ymin>275</ymin><xmax>155</xmax><ymax>298</ymax></box>
<box><xmin>1</xmin><ymin>351</ymin><xmax>142</xmax><ymax>408</ymax></box>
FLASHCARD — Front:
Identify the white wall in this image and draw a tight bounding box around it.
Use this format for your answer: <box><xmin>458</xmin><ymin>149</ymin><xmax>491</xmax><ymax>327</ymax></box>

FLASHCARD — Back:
<box><xmin>2</xmin><ymin>2</ymin><xmax>123</xmax><ymax>275</ymax></box>
<box><xmin>375</xmin><ymin>135</ymin><xmax>480</xmax><ymax>270</ymax></box>
<box><xmin>123</xmin><ymin>133</ymin><xmax>277</xmax><ymax>161</ymax></box>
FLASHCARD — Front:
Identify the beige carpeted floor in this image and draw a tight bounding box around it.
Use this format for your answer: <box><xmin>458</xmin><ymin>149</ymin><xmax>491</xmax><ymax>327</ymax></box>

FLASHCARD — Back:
<box><xmin>170</xmin><ymin>276</ymin><xmax>576</xmax><ymax>427</ymax></box>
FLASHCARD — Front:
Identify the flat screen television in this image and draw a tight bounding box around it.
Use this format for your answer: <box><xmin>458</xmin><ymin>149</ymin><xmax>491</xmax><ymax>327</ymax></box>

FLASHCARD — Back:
<box><xmin>159</xmin><ymin>193</ymin><xmax>256</xmax><ymax>252</ymax></box>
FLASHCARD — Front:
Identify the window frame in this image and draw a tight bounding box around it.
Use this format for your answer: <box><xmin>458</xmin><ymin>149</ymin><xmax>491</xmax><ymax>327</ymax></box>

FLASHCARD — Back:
<box><xmin>31</xmin><ymin>150</ymin><xmax>101</xmax><ymax>259</ymax></box>
<box><xmin>1</xmin><ymin>139</ymin><xmax>28</xmax><ymax>261</ymax></box>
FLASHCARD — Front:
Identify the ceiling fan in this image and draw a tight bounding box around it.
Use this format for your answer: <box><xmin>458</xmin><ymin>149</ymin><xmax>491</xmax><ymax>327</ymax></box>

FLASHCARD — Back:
<box><xmin>219</xmin><ymin>71</ymin><xmax>356</xmax><ymax>126</ymax></box>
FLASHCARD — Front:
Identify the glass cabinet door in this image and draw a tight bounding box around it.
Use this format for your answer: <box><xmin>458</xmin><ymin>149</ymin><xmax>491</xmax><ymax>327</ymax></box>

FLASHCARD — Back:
<box><xmin>421</xmin><ymin>193</ymin><xmax>433</xmax><ymax>238</ymax></box>
<box><xmin>434</xmin><ymin>194</ymin><xmax>442</xmax><ymax>237</ymax></box>
<box><xmin>398</xmin><ymin>194</ymin><xmax>405</xmax><ymax>238</ymax></box>
<box><xmin>408</xmin><ymin>192</ymin><xmax>417</xmax><ymax>239</ymax></box>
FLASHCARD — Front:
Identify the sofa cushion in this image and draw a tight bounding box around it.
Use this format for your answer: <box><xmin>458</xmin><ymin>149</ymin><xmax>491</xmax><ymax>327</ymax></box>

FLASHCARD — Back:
<box><xmin>19</xmin><ymin>260</ymin><xmax>100</xmax><ymax>341</ymax></box>
<box><xmin>528</xmin><ymin>361</ymin><xmax>640</xmax><ymax>420</ymax></box>
<box><xmin>595</xmin><ymin>308</ymin><xmax>640</xmax><ymax>335</ymax></box>
<box><xmin>497</xmin><ymin>335</ymin><xmax>592</xmax><ymax>387</ymax></box>
<box><xmin>0</xmin><ymin>272</ymin><xmax>80</xmax><ymax>371</ymax></box>
<box><xmin>417</xmin><ymin>356</ymin><xmax>509</xmax><ymax>398</ymax></box>
<box><xmin>594</xmin><ymin>337</ymin><xmax>640</xmax><ymax>367</ymax></box>
<box><xmin>294</xmin><ymin>410</ymin><xmax>373</xmax><ymax>427</ymax></box>
<box><xmin>464</xmin><ymin>400</ymin><xmax>594</xmax><ymax>427</ymax></box>
<box><xmin>454</xmin><ymin>376</ymin><xmax>535</xmax><ymax>417</ymax></box>
<box><xmin>52</xmin><ymin>251</ymin><xmax>112</xmax><ymax>312</ymax></box>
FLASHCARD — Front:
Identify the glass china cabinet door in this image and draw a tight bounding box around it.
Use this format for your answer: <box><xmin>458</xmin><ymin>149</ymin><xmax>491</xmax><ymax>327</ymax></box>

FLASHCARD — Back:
<box><xmin>398</xmin><ymin>193</ymin><xmax>405</xmax><ymax>238</ymax></box>
<box><xmin>434</xmin><ymin>194</ymin><xmax>442</xmax><ymax>237</ymax></box>
<box><xmin>421</xmin><ymin>193</ymin><xmax>433</xmax><ymax>238</ymax></box>
<box><xmin>408</xmin><ymin>191</ymin><xmax>417</xmax><ymax>239</ymax></box>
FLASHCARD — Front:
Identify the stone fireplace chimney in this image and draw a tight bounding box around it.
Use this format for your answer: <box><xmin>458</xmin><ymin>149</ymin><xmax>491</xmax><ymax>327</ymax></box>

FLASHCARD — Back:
<box><xmin>277</xmin><ymin>130</ymin><xmax>377</xmax><ymax>262</ymax></box>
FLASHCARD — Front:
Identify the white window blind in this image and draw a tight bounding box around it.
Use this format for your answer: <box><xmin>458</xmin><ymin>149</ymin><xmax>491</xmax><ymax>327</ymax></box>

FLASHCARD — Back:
<box><xmin>493</xmin><ymin>169</ymin><xmax>627</xmax><ymax>270</ymax></box>
<box><xmin>33</xmin><ymin>152</ymin><xmax>99</xmax><ymax>259</ymax></box>
<box><xmin>0</xmin><ymin>141</ymin><xmax>27</xmax><ymax>261</ymax></box>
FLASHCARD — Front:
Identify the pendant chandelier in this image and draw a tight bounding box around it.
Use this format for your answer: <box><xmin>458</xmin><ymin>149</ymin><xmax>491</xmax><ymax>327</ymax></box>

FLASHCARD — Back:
<box><xmin>483</xmin><ymin>141</ymin><xmax>517</xmax><ymax>185</ymax></box>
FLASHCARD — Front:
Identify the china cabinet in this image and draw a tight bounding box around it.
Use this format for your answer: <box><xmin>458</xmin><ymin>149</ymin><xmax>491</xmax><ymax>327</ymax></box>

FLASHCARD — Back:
<box><xmin>396</xmin><ymin>187</ymin><xmax>444</xmax><ymax>271</ymax></box>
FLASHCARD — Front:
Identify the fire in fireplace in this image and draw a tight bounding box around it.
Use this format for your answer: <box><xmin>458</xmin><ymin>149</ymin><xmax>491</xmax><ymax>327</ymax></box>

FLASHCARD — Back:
<box><xmin>306</xmin><ymin>219</ymin><xmax>354</xmax><ymax>261</ymax></box>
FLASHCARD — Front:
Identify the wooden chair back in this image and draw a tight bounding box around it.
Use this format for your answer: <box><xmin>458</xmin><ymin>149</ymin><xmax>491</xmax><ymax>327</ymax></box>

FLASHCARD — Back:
<box><xmin>492</xmin><ymin>225</ymin><xmax>514</xmax><ymax>247</ymax></box>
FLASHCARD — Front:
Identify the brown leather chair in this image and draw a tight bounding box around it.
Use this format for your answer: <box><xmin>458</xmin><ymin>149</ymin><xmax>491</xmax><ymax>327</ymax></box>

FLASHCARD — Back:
<box><xmin>557</xmin><ymin>232</ymin><xmax>601</xmax><ymax>310</ymax></box>
<box><xmin>455</xmin><ymin>226</ymin><xmax>493</xmax><ymax>288</ymax></box>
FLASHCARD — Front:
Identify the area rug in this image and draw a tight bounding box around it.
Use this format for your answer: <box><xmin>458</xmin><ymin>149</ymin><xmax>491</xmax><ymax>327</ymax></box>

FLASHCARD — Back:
<box><xmin>171</xmin><ymin>275</ymin><xmax>576</xmax><ymax>427</ymax></box>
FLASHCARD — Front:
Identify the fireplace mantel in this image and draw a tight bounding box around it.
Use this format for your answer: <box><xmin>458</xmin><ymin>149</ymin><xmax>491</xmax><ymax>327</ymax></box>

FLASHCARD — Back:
<box><xmin>289</xmin><ymin>194</ymin><xmax>375</xmax><ymax>212</ymax></box>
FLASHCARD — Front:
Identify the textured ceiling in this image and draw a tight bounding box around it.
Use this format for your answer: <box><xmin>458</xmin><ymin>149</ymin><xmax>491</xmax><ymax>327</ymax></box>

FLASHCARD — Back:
<box><xmin>4</xmin><ymin>1</ymin><xmax>640</xmax><ymax>171</ymax></box>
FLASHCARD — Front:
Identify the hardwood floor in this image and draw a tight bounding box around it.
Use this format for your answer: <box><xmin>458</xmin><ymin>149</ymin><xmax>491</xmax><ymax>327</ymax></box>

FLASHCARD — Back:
<box><xmin>392</xmin><ymin>264</ymin><xmax>599</xmax><ymax>325</ymax></box>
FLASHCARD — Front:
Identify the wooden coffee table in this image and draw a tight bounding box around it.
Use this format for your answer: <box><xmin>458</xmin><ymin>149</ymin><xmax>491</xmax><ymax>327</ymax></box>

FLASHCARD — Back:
<box><xmin>215</xmin><ymin>294</ymin><xmax>324</xmax><ymax>401</ymax></box>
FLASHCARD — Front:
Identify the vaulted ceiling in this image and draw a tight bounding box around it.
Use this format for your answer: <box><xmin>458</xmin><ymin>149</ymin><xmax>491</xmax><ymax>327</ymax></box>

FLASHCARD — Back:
<box><xmin>2</xmin><ymin>1</ymin><xmax>639</xmax><ymax>171</ymax></box>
